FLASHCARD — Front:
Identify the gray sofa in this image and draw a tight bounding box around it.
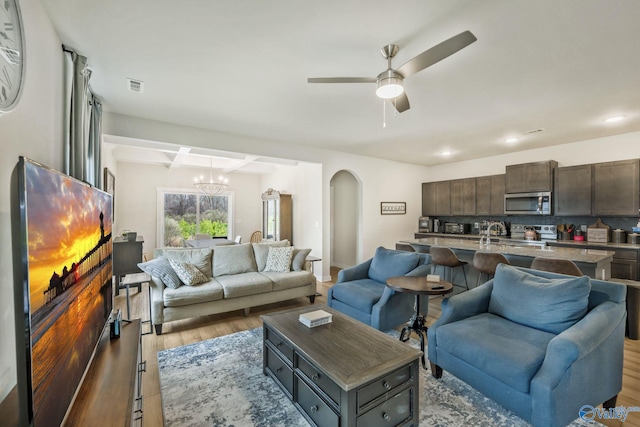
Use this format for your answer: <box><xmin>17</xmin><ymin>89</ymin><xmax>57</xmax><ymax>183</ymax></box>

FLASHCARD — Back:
<box><xmin>140</xmin><ymin>241</ymin><xmax>316</xmax><ymax>334</ymax></box>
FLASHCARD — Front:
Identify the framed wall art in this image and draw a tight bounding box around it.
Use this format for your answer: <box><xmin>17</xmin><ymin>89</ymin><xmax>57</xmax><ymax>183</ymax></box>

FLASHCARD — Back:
<box><xmin>381</xmin><ymin>202</ymin><xmax>406</xmax><ymax>215</ymax></box>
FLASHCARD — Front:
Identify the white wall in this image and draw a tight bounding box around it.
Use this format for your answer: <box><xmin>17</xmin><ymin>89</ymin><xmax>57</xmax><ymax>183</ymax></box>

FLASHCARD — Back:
<box><xmin>426</xmin><ymin>132</ymin><xmax>640</xmax><ymax>181</ymax></box>
<box><xmin>330</xmin><ymin>171</ymin><xmax>358</xmax><ymax>268</ymax></box>
<box><xmin>111</xmin><ymin>161</ymin><xmax>264</xmax><ymax>255</ymax></box>
<box><xmin>261</xmin><ymin>162</ymin><xmax>323</xmax><ymax>260</ymax></box>
<box><xmin>0</xmin><ymin>0</ymin><xmax>64</xmax><ymax>402</ymax></box>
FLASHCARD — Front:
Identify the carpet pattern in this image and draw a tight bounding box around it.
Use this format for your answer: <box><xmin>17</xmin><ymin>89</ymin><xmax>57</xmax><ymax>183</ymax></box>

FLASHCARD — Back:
<box><xmin>158</xmin><ymin>328</ymin><xmax>599</xmax><ymax>427</ymax></box>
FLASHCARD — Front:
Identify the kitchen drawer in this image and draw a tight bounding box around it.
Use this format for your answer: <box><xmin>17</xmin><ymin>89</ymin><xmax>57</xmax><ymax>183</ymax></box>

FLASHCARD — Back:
<box><xmin>265</xmin><ymin>327</ymin><xmax>294</xmax><ymax>363</ymax></box>
<box><xmin>357</xmin><ymin>388</ymin><xmax>413</xmax><ymax>427</ymax></box>
<box><xmin>297</xmin><ymin>355</ymin><xmax>341</xmax><ymax>406</ymax></box>
<box><xmin>357</xmin><ymin>365</ymin><xmax>412</xmax><ymax>410</ymax></box>
<box><xmin>296</xmin><ymin>376</ymin><xmax>339</xmax><ymax>427</ymax></box>
<box><xmin>265</xmin><ymin>346</ymin><xmax>293</xmax><ymax>397</ymax></box>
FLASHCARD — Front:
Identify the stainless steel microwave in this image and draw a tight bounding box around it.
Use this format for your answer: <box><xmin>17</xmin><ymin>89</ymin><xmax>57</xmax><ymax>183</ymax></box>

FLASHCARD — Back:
<box><xmin>504</xmin><ymin>191</ymin><xmax>552</xmax><ymax>215</ymax></box>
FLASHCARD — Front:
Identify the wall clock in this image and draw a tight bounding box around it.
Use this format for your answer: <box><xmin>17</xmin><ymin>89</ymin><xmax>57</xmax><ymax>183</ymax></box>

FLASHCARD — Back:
<box><xmin>0</xmin><ymin>0</ymin><xmax>26</xmax><ymax>114</ymax></box>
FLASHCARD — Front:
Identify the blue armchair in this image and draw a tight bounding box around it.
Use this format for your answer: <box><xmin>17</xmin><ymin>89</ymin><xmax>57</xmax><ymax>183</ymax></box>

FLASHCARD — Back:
<box><xmin>327</xmin><ymin>247</ymin><xmax>432</xmax><ymax>331</ymax></box>
<box><xmin>427</xmin><ymin>264</ymin><xmax>627</xmax><ymax>427</ymax></box>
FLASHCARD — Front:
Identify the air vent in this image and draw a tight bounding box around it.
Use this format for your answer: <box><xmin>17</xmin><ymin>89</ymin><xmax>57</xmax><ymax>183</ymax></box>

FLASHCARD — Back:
<box><xmin>126</xmin><ymin>78</ymin><xmax>144</xmax><ymax>93</ymax></box>
<box><xmin>522</xmin><ymin>128</ymin><xmax>545</xmax><ymax>135</ymax></box>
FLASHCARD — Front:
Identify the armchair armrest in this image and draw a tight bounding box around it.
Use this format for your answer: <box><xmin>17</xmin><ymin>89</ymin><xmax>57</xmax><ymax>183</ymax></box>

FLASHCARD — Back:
<box><xmin>148</xmin><ymin>276</ymin><xmax>166</xmax><ymax>325</ymax></box>
<box><xmin>337</xmin><ymin>258</ymin><xmax>373</xmax><ymax>283</ymax></box>
<box><xmin>532</xmin><ymin>301</ymin><xmax>626</xmax><ymax>390</ymax></box>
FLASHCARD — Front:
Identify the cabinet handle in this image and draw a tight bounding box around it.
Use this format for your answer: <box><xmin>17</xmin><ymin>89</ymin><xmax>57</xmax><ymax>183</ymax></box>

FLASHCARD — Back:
<box><xmin>310</xmin><ymin>405</ymin><xmax>319</xmax><ymax>413</ymax></box>
<box><xmin>312</xmin><ymin>373</ymin><xmax>320</xmax><ymax>381</ymax></box>
<box><xmin>139</xmin><ymin>360</ymin><xmax>147</xmax><ymax>373</ymax></box>
<box><xmin>277</xmin><ymin>341</ymin><xmax>283</xmax><ymax>347</ymax></box>
<box><xmin>276</xmin><ymin>367</ymin><xmax>283</xmax><ymax>373</ymax></box>
<box><xmin>383</xmin><ymin>380</ymin><xmax>390</xmax><ymax>389</ymax></box>
<box><xmin>382</xmin><ymin>412</ymin><xmax>391</xmax><ymax>421</ymax></box>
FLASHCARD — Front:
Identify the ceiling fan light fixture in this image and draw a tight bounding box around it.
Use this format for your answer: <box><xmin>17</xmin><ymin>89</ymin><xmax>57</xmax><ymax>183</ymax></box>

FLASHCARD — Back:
<box><xmin>376</xmin><ymin>69</ymin><xmax>404</xmax><ymax>99</ymax></box>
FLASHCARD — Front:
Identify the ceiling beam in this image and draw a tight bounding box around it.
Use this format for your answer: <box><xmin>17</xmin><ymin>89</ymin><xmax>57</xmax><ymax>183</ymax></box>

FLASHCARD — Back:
<box><xmin>169</xmin><ymin>147</ymin><xmax>192</xmax><ymax>169</ymax></box>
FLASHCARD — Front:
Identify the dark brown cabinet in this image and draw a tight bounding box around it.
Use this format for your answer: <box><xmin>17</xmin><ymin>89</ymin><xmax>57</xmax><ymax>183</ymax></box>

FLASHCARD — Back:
<box><xmin>593</xmin><ymin>159</ymin><xmax>640</xmax><ymax>216</ymax></box>
<box><xmin>422</xmin><ymin>182</ymin><xmax>436</xmax><ymax>216</ymax></box>
<box><xmin>505</xmin><ymin>160</ymin><xmax>557</xmax><ymax>193</ymax></box>
<box><xmin>555</xmin><ymin>164</ymin><xmax>593</xmax><ymax>216</ymax></box>
<box><xmin>450</xmin><ymin>178</ymin><xmax>476</xmax><ymax>215</ymax></box>
<box><xmin>422</xmin><ymin>181</ymin><xmax>450</xmax><ymax>216</ymax></box>
<box><xmin>476</xmin><ymin>174</ymin><xmax>505</xmax><ymax>215</ymax></box>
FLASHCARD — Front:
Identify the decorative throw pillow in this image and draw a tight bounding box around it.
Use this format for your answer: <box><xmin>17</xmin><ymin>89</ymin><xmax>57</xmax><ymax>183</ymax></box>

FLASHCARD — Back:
<box><xmin>252</xmin><ymin>240</ymin><xmax>290</xmax><ymax>271</ymax></box>
<box><xmin>291</xmin><ymin>248</ymin><xmax>311</xmax><ymax>271</ymax></box>
<box><xmin>264</xmin><ymin>246</ymin><xmax>295</xmax><ymax>273</ymax></box>
<box><xmin>168</xmin><ymin>258</ymin><xmax>209</xmax><ymax>286</ymax></box>
<box><xmin>137</xmin><ymin>256</ymin><xmax>182</xmax><ymax>289</ymax></box>
<box><xmin>488</xmin><ymin>264</ymin><xmax>591</xmax><ymax>334</ymax></box>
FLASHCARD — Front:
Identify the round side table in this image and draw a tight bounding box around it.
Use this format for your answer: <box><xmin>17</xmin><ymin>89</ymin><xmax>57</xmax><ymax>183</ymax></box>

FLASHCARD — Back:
<box><xmin>386</xmin><ymin>276</ymin><xmax>453</xmax><ymax>369</ymax></box>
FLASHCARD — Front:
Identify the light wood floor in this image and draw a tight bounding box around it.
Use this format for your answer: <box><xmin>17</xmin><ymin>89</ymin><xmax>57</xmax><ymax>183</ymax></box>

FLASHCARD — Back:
<box><xmin>115</xmin><ymin>269</ymin><xmax>640</xmax><ymax>427</ymax></box>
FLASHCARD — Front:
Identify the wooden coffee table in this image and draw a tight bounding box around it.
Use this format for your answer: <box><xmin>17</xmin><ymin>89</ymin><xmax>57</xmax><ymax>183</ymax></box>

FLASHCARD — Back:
<box><xmin>386</xmin><ymin>276</ymin><xmax>453</xmax><ymax>369</ymax></box>
<box><xmin>261</xmin><ymin>306</ymin><xmax>421</xmax><ymax>427</ymax></box>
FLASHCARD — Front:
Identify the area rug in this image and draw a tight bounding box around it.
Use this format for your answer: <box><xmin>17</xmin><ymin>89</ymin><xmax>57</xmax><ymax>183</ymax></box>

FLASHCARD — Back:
<box><xmin>158</xmin><ymin>328</ymin><xmax>599</xmax><ymax>427</ymax></box>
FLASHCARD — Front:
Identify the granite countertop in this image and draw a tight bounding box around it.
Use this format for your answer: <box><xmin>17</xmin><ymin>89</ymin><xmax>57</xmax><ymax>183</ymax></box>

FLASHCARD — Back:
<box><xmin>401</xmin><ymin>237</ymin><xmax>615</xmax><ymax>264</ymax></box>
<box><xmin>415</xmin><ymin>232</ymin><xmax>640</xmax><ymax>250</ymax></box>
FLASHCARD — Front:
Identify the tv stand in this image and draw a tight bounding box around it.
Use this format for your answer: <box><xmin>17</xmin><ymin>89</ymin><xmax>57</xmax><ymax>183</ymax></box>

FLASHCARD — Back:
<box><xmin>64</xmin><ymin>319</ymin><xmax>144</xmax><ymax>426</ymax></box>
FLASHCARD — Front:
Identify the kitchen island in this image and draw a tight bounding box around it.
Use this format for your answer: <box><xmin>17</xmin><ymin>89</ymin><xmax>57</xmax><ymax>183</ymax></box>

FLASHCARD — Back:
<box><xmin>400</xmin><ymin>237</ymin><xmax>615</xmax><ymax>284</ymax></box>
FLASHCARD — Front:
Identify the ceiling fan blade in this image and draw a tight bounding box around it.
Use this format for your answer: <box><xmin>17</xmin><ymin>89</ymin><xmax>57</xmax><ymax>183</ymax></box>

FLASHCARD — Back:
<box><xmin>397</xmin><ymin>30</ymin><xmax>477</xmax><ymax>78</ymax></box>
<box><xmin>307</xmin><ymin>77</ymin><xmax>377</xmax><ymax>84</ymax></box>
<box><xmin>392</xmin><ymin>92</ymin><xmax>410</xmax><ymax>113</ymax></box>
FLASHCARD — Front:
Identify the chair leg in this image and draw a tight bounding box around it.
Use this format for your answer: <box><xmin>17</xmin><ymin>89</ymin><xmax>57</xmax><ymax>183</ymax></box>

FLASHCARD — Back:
<box><xmin>430</xmin><ymin>362</ymin><xmax>443</xmax><ymax>379</ymax></box>
<box><xmin>461</xmin><ymin>265</ymin><xmax>468</xmax><ymax>290</ymax></box>
<box><xmin>603</xmin><ymin>395</ymin><xmax>617</xmax><ymax>409</ymax></box>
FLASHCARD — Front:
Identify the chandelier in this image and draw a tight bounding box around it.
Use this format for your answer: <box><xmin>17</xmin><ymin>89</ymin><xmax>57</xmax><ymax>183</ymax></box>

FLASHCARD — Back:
<box><xmin>194</xmin><ymin>159</ymin><xmax>228</xmax><ymax>196</ymax></box>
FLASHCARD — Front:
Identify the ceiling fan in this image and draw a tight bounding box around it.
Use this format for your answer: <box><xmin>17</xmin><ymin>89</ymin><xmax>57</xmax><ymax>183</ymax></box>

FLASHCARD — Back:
<box><xmin>308</xmin><ymin>30</ymin><xmax>477</xmax><ymax>113</ymax></box>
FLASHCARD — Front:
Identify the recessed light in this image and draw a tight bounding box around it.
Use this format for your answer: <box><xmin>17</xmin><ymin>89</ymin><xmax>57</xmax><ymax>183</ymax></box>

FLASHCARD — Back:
<box><xmin>441</xmin><ymin>151</ymin><xmax>452</xmax><ymax>157</ymax></box>
<box><xmin>604</xmin><ymin>115</ymin><xmax>625</xmax><ymax>123</ymax></box>
<box><xmin>505</xmin><ymin>137</ymin><xmax>519</xmax><ymax>144</ymax></box>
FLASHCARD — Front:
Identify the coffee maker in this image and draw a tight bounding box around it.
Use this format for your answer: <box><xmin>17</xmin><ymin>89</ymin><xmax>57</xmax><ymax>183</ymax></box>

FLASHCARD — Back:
<box><xmin>418</xmin><ymin>216</ymin><xmax>432</xmax><ymax>232</ymax></box>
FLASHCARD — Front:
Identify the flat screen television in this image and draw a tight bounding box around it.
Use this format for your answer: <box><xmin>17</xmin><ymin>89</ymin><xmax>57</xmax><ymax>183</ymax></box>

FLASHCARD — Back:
<box><xmin>10</xmin><ymin>157</ymin><xmax>113</xmax><ymax>427</ymax></box>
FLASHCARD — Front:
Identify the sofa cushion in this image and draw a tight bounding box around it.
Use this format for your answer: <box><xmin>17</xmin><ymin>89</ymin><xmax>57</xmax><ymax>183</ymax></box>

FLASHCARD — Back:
<box><xmin>168</xmin><ymin>259</ymin><xmax>209</xmax><ymax>286</ymax></box>
<box><xmin>216</xmin><ymin>272</ymin><xmax>273</xmax><ymax>298</ymax></box>
<box><xmin>435</xmin><ymin>312</ymin><xmax>555</xmax><ymax>393</ymax></box>
<box><xmin>163</xmin><ymin>248</ymin><xmax>213</xmax><ymax>278</ymax></box>
<box><xmin>330</xmin><ymin>279</ymin><xmax>386</xmax><ymax>313</ymax></box>
<box><xmin>261</xmin><ymin>270</ymin><xmax>315</xmax><ymax>291</ymax></box>
<box><xmin>488</xmin><ymin>264</ymin><xmax>591</xmax><ymax>334</ymax></box>
<box><xmin>291</xmin><ymin>248</ymin><xmax>312</xmax><ymax>271</ymax></box>
<box><xmin>213</xmin><ymin>243</ymin><xmax>257</xmax><ymax>276</ymax></box>
<box><xmin>163</xmin><ymin>279</ymin><xmax>224</xmax><ymax>307</ymax></box>
<box><xmin>264</xmin><ymin>246</ymin><xmax>294</xmax><ymax>272</ymax></box>
<box><xmin>138</xmin><ymin>256</ymin><xmax>182</xmax><ymax>289</ymax></box>
<box><xmin>252</xmin><ymin>240</ymin><xmax>290</xmax><ymax>271</ymax></box>
<box><xmin>368</xmin><ymin>247</ymin><xmax>420</xmax><ymax>284</ymax></box>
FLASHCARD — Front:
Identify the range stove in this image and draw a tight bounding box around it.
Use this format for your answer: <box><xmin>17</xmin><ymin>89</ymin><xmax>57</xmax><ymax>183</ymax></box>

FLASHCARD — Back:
<box><xmin>511</xmin><ymin>224</ymin><xmax>557</xmax><ymax>241</ymax></box>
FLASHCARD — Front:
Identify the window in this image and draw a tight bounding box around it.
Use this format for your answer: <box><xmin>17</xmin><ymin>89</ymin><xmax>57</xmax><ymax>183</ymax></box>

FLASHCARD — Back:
<box><xmin>157</xmin><ymin>188</ymin><xmax>233</xmax><ymax>247</ymax></box>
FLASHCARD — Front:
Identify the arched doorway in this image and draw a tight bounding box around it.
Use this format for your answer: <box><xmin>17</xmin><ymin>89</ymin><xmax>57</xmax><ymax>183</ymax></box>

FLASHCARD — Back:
<box><xmin>330</xmin><ymin>170</ymin><xmax>361</xmax><ymax>269</ymax></box>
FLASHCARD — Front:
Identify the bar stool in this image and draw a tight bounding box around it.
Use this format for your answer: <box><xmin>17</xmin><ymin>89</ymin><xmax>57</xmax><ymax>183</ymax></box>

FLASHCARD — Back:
<box><xmin>530</xmin><ymin>257</ymin><xmax>583</xmax><ymax>277</ymax></box>
<box><xmin>473</xmin><ymin>252</ymin><xmax>510</xmax><ymax>285</ymax></box>
<box><xmin>430</xmin><ymin>246</ymin><xmax>468</xmax><ymax>290</ymax></box>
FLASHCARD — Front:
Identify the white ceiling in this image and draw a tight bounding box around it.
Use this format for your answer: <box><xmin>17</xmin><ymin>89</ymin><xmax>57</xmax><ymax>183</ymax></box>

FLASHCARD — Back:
<box><xmin>43</xmin><ymin>0</ymin><xmax>640</xmax><ymax>169</ymax></box>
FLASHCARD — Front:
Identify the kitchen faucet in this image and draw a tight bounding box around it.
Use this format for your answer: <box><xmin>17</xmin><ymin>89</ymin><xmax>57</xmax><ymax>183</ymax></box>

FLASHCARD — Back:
<box><xmin>479</xmin><ymin>221</ymin><xmax>506</xmax><ymax>246</ymax></box>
